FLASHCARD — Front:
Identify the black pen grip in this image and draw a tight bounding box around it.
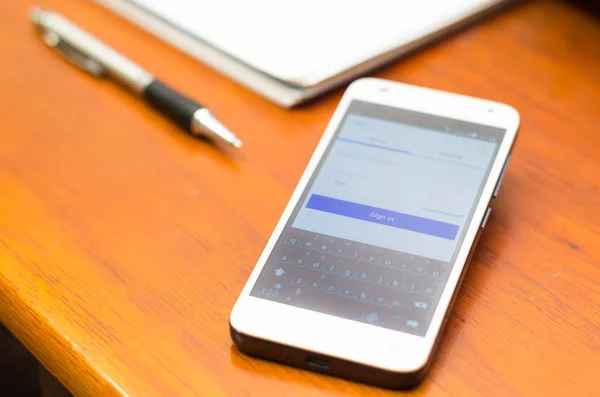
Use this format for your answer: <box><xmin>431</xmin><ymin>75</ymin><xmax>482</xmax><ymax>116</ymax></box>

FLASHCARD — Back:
<box><xmin>143</xmin><ymin>80</ymin><xmax>201</xmax><ymax>131</ymax></box>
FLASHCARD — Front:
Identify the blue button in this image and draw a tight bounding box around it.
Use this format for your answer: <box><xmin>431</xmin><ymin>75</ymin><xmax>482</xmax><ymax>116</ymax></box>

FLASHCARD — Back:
<box><xmin>305</xmin><ymin>194</ymin><xmax>459</xmax><ymax>240</ymax></box>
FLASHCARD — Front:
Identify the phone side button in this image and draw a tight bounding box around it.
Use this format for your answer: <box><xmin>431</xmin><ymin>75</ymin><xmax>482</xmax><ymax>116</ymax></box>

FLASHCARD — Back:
<box><xmin>493</xmin><ymin>156</ymin><xmax>510</xmax><ymax>198</ymax></box>
<box><xmin>481</xmin><ymin>208</ymin><xmax>492</xmax><ymax>230</ymax></box>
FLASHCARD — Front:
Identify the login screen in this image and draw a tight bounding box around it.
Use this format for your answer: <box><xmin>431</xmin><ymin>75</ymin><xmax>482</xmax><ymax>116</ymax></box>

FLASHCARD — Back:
<box><xmin>250</xmin><ymin>101</ymin><xmax>505</xmax><ymax>336</ymax></box>
<box><xmin>293</xmin><ymin>112</ymin><xmax>496</xmax><ymax>262</ymax></box>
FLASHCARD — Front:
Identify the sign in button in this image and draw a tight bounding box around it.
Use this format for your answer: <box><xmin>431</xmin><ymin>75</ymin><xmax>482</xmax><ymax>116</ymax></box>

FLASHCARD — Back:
<box><xmin>305</xmin><ymin>194</ymin><xmax>459</xmax><ymax>240</ymax></box>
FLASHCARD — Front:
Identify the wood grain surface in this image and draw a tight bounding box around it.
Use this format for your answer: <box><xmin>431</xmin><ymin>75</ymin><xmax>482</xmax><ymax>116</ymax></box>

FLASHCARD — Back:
<box><xmin>1</xmin><ymin>0</ymin><xmax>599</xmax><ymax>396</ymax></box>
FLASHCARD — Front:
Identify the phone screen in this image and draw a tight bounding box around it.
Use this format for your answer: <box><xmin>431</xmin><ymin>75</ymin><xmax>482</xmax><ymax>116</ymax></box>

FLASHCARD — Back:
<box><xmin>250</xmin><ymin>100</ymin><xmax>506</xmax><ymax>336</ymax></box>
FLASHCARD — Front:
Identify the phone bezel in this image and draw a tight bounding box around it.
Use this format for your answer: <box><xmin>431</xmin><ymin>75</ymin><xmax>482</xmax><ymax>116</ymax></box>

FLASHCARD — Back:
<box><xmin>230</xmin><ymin>78</ymin><xmax>520</xmax><ymax>374</ymax></box>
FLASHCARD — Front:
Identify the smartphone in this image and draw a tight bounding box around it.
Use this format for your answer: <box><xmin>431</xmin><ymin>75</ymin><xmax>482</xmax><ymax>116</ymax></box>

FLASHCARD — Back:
<box><xmin>230</xmin><ymin>78</ymin><xmax>519</xmax><ymax>389</ymax></box>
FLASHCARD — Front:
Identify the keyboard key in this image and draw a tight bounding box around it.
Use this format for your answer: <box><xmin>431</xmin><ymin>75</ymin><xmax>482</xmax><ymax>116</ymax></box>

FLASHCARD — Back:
<box><xmin>388</xmin><ymin>300</ymin><xmax>404</xmax><ymax>310</ymax></box>
<box><xmin>307</xmin><ymin>280</ymin><xmax>323</xmax><ymax>290</ymax></box>
<box><xmin>339</xmin><ymin>268</ymin><xmax>356</xmax><ymax>279</ymax></box>
<box><xmin>316</xmin><ymin>244</ymin><xmax>331</xmax><ymax>253</ymax></box>
<box><xmin>414</xmin><ymin>301</ymin><xmax>429</xmax><ymax>309</ymax></box>
<box><xmin>323</xmin><ymin>263</ymin><xmax>339</xmax><ymax>274</ymax></box>
<box><xmin>389</xmin><ymin>278</ymin><xmax>403</xmax><ymax>289</ymax></box>
<box><xmin>347</xmin><ymin>250</ymin><xmax>362</xmax><ymax>261</ymax></box>
<box><xmin>395</xmin><ymin>254</ymin><xmax>414</xmax><ymax>271</ymax></box>
<box><xmin>291</xmin><ymin>277</ymin><xmax>306</xmax><ymax>287</ymax></box>
<box><xmin>390</xmin><ymin>315</ymin><xmax>403</xmax><ymax>325</ymax></box>
<box><xmin>260</xmin><ymin>287</ymin><xmax>279</xmax><ymax>297</ymax></box>
<box><xmin>406</xmin><ymin>320</ymin><xmax>420</xmax><ymax>328</ymax></box>
<box><xmin>356</xmin><ymin>271</ymin><xmax>371</xmax><ymax>282</ymax></box>
<box><xmin>307</xmin><ymin>260</ymin><xmax>323</xmax><ymax>271</ymax></box>
<box><xmin>380</xmin><ymin>257</ymin><xmax>394</xmax><ymax>267</ymax></box>
<box><xmin>292</xmin><ymin>250</ymin><xmax>313</xmax><ymax>267</ymax></box>
<box><xmin>373</xmin><ymin>296</ymin><xmax>387</xmax><ymax>306</ymax></box>
<box><xmin>331</xmin><ymin>247</ymin><xmax>347</xmax><ymax>257</ymax></box>
<box><xmin>292</xmin><ymin>257</ymin><xmax>308</xmax><ymax>267</ymax></box>
<box><xmin>421</xmin><ymin>279</ymin><xmax>438</xmax><ymax>296</ymax></box>
<box><xmin>395</xmin><ymin>260</ymin><xmax>411</xmax><ymax>271</ymax></box>
<box><xmin>301</xmin><ymin>240</ymin><xmax>316</xmax><ymax>250</ymax></box>
<box><xmin>324</xmin><ymin>284</ymin><xmax>339</xmax><ymax>294</ymax></box>
<box><xmin>284</xmin><ymin>237</ymin><xmax>300</xmax><ymax>246</ymax></box>
<box><xmin>371</xmin><ymin>275</ymin><xmax>388</xmax><ymax>286</ymax></box>
<box><xmin>404</xmin><ymin>281</ymin><xmax>421</xmax><ymax>294</ymax></box>
<box><xmin>427</xmin><ymin>264</ymin><xmax>443</xmax><ymax>278</ymax></box>
<box><xmin>276</xmin><ymin>254</ymin><xmax>291</xmax><ymax>264</ymax></box>
<box><xmin>422</xmin><ymin>285</ymin><xmax>437</xmax><ymax>296</ymax></box>
<box><xmin>366</xmin><ymin>312</ymin><xmax>379</xmax><ymax>324</ymax></box>
<box><xmin>362</xmin><ymin>253</ymin><xmax>380</xmax><ymax>265</ymax></box>
<box><xmin>339</xmin><ymin>288</ymin><xmax>355</xmax><ymax>299</ymax></box>
<box><xmin>411</xmin><ymin>265</ymin><xmax>427</xmax><ymax>276</ymax></box>
<box><xmin>356</xmin><ymin>291</ymin><xmax>371</xmax><ymax>302</ymax></box>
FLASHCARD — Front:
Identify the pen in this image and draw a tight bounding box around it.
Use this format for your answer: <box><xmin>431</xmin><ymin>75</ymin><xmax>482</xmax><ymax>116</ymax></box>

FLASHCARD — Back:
<box><xmin>30</xmin><ymin>7</ymin><xmax>243</xmax><ymax>149</ymax></box>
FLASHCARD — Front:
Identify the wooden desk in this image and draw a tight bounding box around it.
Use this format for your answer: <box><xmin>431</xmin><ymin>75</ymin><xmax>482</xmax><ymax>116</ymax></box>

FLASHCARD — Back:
<box><xmin>1</xmin><ymin>0</ymin><xmax>599</xmax><ymax>396</ymax></box>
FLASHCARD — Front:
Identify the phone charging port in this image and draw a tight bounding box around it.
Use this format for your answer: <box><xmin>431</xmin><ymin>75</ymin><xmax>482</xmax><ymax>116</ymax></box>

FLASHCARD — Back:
<box><xmin>306</xmin><ymin>356</ymin><xmax>331</xmax><ymax>371</ymax></box>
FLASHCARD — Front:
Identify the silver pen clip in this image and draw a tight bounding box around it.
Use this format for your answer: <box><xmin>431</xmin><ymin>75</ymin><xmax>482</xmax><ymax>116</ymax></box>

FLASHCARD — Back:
<box><xmin>40</xmin><ymin>29</ymin><xmax>107</xmax><ymax>78</ymax></box>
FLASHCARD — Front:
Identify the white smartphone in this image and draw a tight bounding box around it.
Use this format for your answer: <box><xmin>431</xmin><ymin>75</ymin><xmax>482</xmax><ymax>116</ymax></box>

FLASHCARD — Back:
<box><xmin>230</xmin><ymin>78</ymin><xmax>519</xmax><ymax>389</ymax></box>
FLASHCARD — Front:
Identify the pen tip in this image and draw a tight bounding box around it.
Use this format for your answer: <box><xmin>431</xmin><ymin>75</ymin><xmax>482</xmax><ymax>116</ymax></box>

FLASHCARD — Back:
<box><xmin>191</xmin><ymin>109</ymin><xmax>243</xmax><ymax>150</ymax></box>
<box><xmin>231</xmin><ymin>138</ymin><xmax>243</xmax><ymax>149</ymax></box>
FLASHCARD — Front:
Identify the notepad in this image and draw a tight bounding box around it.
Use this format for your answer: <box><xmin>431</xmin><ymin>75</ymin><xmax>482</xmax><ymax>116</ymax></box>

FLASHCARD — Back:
<box><xmin>93</xmin><ymin>0</ymin><xmax>510</xmax><ymax>107</ymax></box>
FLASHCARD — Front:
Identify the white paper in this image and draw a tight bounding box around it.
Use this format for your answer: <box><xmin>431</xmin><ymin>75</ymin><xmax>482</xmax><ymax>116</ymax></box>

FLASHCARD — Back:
<box><xmin>126</xmin><ymin>0</ymin><xmax>501</xmax><ymax>86</ymax></box>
